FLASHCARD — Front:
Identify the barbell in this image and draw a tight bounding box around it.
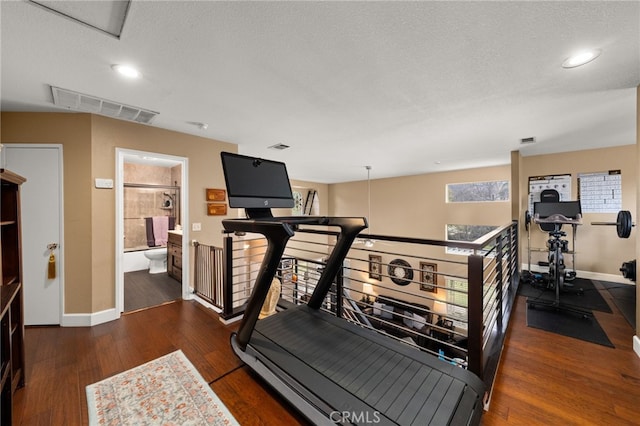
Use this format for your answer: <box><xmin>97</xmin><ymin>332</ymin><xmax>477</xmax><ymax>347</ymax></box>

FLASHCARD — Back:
<box><xmin>590</xmin><ymin>210</ymin><xmax>634</xmax><ymax>238</ymax></box>
<box><xmin>525</xmin><ymin>209</ymin><xmax>634</xmax><ymax>238</ymax></box>
<box><xmin>524</xmin><ymin>210</ymin><xmax>532</xmax><ymax>231</ymax></box>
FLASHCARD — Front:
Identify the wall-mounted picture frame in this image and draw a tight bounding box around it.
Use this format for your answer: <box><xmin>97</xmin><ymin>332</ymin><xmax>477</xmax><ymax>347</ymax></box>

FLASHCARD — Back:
<box><xmin>388</xmin><ymin>258</ymin><xmax>413</xmax><ymax>286</ymax></box>
<box><xmin>207</xmin><ymin>203</ymin><xmax>227</xmax><ymax>216</ymax></box>
<box><xmin>206</xmin><ymin>188</ymin><xmax>226</xmax><ymax>201</ymax></box>
<box><xmin>280</xmin><ymin>258</ymin><xmax>293</xmax><ymax>270</ymax></box>
<box><xmin>419</xmin><ymin>262</ymin><xmax>437</xmax><ymax>292</ymax></box>
<box><xmin>368</xmin><ymin>254</ymin><xmax>382</xmax><ymax>281</ymax></box>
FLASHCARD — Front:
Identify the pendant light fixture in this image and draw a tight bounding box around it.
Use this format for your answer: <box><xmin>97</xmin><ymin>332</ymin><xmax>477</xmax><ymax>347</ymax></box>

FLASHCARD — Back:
<box><xmin>360</xmin><ymin>166</ymin><xmax>375</xmax><ymax>247</ymax></box>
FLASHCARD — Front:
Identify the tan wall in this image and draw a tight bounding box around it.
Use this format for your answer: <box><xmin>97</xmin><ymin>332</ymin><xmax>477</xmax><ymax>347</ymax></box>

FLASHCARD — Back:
<box><xmin>329</xmin><ymin>165</ymin><xmax>512</xmax><ymax>239</ymax></box>
<box><xmin>2</xmin><ymin>112</ymin><xmax>236</xmax><ymax>313</ymax></box>
<box><xmin>2</xmin><ymin>111</ymin><xmax>636</xmax><ymax>324</ymax></box>
<box><xmin>2</xmin><ymin>113</ymin><xmax>94</xmax><ymax>312</ymax></box>
<box><xmin>329</xmin><ymin>145</ymin><xmax>636</xmax><ymax>282</ymax></box>
<box><xmin>520</xmin><ymin>145</ymin><xmax>636</xmax><ymax>275</ymax></box>
<box><xmin>328</xmin><ymin>166</ymin><xmax>512</xmax><ymax>308</ymax></box>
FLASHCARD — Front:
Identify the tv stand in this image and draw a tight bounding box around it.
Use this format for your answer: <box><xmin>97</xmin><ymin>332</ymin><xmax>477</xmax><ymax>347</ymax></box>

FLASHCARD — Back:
<box><xmin>245</xmin><ymin>208</ymin><xmax>274</xmax><ymax>220</ymax></box>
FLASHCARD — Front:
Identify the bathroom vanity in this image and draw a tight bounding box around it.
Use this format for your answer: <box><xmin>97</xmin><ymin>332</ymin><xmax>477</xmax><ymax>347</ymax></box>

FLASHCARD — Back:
<box><xmin>167</xmin><ymin>231</ymin><xmax>182</xmax><ymax>282</ymax></box>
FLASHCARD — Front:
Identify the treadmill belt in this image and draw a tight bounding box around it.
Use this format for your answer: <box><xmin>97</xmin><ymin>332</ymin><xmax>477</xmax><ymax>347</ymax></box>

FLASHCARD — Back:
<box><xmin>252</xmin><ymin>306</ymin><xmax>484</xmax><ymax>425</ymax></box>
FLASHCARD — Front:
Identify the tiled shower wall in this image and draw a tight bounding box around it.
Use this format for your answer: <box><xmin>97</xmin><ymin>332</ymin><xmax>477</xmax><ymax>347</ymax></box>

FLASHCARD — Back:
<box><xmin>124</xmin><ymin>163</ymin><xmax>181</xmax><ymax>251</ymax></box>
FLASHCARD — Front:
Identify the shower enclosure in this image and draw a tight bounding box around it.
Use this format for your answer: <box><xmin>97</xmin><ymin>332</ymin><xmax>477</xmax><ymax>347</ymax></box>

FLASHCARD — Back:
<box><xmin>123</xmin><ymin>183</ymin><xmax>181</xmax><ymax>251</ymax></box>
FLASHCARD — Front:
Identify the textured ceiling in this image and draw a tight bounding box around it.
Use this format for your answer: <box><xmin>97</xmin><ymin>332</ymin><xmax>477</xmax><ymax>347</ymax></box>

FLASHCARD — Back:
<box><xmin>2</xmin><ymin>1</ymin><xmax>639</xmax><ymax>183</ymax></box>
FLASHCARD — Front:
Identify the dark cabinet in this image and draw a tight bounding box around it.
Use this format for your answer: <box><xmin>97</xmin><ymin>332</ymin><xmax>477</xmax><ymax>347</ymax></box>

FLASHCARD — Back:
<box><xmin>167</xmin><ymin>231</ymin><xmax>182</xmax><ymax>282</ymax></box>
<box><xmin>1</xmin><ymin>169</ymin><xmax>26</xmax><ymax>424</ymax></box>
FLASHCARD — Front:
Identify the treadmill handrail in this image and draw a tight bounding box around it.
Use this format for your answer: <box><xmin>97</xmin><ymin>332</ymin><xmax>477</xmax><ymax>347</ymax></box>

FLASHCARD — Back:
<box><xmin>222</xmin><ymin>215</ymin><xmax>367</xmax><ymax>351</ymax></box>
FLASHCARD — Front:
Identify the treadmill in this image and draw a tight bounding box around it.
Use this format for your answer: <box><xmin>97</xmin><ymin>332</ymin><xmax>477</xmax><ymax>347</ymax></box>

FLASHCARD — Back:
<box><xmin>220</xmin><ymin>152</ymin><xmax>486</xmax><ymax>425</ymax></box>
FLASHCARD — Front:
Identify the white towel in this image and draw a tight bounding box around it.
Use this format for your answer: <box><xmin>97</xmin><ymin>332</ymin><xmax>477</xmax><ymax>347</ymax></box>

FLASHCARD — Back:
<box><xmin>152</xmin><ymin>216</ymin><xmax>169</xmax><ymax>246</ymax></box>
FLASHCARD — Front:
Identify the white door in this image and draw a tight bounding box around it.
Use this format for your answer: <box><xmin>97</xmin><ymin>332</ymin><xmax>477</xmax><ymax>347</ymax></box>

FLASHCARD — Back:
<box><xmin>4</xmin><ymin>145</ymin><xmax>63</xmax><ymax>325</ymax></box>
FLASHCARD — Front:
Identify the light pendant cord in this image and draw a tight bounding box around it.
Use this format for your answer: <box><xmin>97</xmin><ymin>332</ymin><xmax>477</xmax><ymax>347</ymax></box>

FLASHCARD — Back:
<box><xmin>366</xmin><ymin>165</ymin><xmax>372</xmax><ymax>235</ymax></box>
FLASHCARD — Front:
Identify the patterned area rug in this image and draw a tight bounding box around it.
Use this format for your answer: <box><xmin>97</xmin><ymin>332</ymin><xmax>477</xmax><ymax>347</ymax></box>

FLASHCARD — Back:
<box><xmin>86</xmin><ymin>350</ymin><xmax>238</xmax><ymax>425</ymax></box>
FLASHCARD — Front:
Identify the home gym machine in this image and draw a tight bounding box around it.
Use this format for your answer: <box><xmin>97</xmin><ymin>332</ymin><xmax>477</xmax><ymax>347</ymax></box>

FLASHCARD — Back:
<box><xmin>529</xmin><ymin>201</ymin><xmax>591</xmax><ymax>317</ymax></box>
<box><xmin>220</xmin><ymin>152</ymin><xmax>486</xmax><ymax>426</ymax></box>
<box><xmin>523</xmin><ymin>206</ymin><xmax>578</xmax><ymax>285</ymax></box>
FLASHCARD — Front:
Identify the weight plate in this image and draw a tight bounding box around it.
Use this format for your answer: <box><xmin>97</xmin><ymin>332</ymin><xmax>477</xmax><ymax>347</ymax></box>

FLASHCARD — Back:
<box><xmin>524</xmin><ymin>210</ymin><xmax>531</xmax><ymax>231</ymax></box>
<box><xmin>617</xmin><ymin>210</ymin><xmax>633</xmax><ymax>238</ymax></box>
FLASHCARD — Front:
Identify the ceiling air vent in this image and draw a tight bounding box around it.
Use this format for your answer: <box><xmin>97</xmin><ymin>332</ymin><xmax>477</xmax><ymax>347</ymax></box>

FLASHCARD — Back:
<box><xmin>51</xmin><ymin>86</ymin><xmax>158</xmax><ymax>124</ymax></box>
<box><xmin>268</xmin><ymin>143</ymin><xmax>290</xmax><ymax>150</ymax></box>
<box><xmin>520</xmin><ymin>137</ymin><xmax>536</xmax><ymax>145</ymax></box>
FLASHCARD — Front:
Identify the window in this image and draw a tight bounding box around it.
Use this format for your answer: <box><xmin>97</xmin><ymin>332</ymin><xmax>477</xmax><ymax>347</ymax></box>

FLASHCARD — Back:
<box><xmin>291</xmin><ymin>187</ymin><xmax>319</xmax><ymax>216</ymax></box>
<box><xmin>446</xmin><ymin>180</ymin><xmax>509</xmax><ymax>202</ymax></box>
<box><xmin>447</xmin><ymin>224</ymin><xmax>498</xmax><ymax>242</ymax></box>
<box><xmin>445</xmin><ymin>278</ymin><xmax>468</xmax><ymax>329</ymax></box>
<box><xmin>446</xmin><ymin>224</ymin><xmax>498</xmax><ymax>256</ymax></box>
<box><xmin>292</xmin><ymin>190</ymin><xmax>304</xmax><ymax>215</ymax></box>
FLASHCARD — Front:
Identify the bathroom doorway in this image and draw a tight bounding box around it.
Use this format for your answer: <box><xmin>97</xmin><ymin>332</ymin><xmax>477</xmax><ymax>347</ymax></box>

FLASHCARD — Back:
<box><xmin>115</xmin><ymin>149</ymin><xmax>189</xmax><ymax>314</ymax></box>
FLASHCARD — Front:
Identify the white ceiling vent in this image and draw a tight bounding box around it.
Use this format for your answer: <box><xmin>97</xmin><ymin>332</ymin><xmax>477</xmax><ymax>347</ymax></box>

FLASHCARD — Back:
<box><xmin>51</xmin><ymin>86</ymin><xmax>158</xmax><ymax>124</ymax></box>
<box><xmin>520</xmin><ymin>137</ymin><xmax>537</xmax><ymax>145</ymax></box>
<box><xmin>28</xmin><ymin>0</ymin><xmax>131</xmax><ymax>39</ymax></box>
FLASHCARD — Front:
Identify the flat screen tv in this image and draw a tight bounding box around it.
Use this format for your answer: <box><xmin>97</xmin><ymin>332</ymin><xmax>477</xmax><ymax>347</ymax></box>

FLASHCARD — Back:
<box><xmin>221</xmin><ymin>152</ymin><xmax>294</xmax><ymax>211</ymax></box>
<box><xmin>533</xmin><ymin>200</ymin><xmax>582</xmax><ymax>219</ymax></box>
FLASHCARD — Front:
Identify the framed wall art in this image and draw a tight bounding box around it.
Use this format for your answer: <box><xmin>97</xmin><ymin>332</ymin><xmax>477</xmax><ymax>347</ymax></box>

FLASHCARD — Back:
<box><xmin>368</xmin><ymin>254</ymin><xmax>382</xmax><ymax>281</ymax></box>
<box><xmin>419</xmin><ymin>262</ymin><xmax>437</xmax><ymax>292</ymax></box>
<box><xmin>207</xmin><ymin>203</ymin><xmax>227</xmax><ymax>216</ymax></box>
<box><xmin>388</xmin><ymin>258</ymin><xmax>413</xmax><ymax>286</ymax></box>
<box><xmin>206</xmin><ymin>188</ymin><xmax>226</xmax><ymax>201</ymax></box>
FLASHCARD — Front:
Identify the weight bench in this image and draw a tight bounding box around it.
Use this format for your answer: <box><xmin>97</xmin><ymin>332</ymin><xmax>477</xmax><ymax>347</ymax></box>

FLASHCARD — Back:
<box><xmin>221</xmin><ymin>152</ymin><xmax>486</xmax><ymax>425</ymax></box>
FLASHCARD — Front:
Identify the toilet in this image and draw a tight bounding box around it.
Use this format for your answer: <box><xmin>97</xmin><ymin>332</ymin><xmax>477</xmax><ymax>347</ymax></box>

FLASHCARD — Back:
<box><xmin>144</xmin><ymin>248</ymin><xmax>167</xmax><ymax>274</ymax></box>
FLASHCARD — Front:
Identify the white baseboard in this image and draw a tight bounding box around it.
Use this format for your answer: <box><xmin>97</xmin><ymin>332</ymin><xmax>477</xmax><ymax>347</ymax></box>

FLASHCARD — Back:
<box><xmin>193</xmin><ymin>294</ymin><xmax>222</xmax><ymax>313</ymax></box>
<box><xmin>521</xmin><ymin>264</ymin><xmax>633</xmax><ymax>285</ymax></box>
<box><xmin>59</xmin><ymin>290</ymin><xmax>202</xmax><ymax>327</ymax></box>
<box><xmin>219</xmin><ymin>314</ymin><xmax>243</xmax><ymax>325</ymax></box>
<box><xmin>634</xmin><ymin>335</ymin><xmax>640</xmax><ymax>359</ymax></box>
<box><xmin>191</xmin><ymin>295</ymin><xmax>242</xmax><ymax>325</ymax></box>
<box><xmin>61</xmin><ymin>308</ymin><xmax>119</xmax><ymax>327</ymax></box>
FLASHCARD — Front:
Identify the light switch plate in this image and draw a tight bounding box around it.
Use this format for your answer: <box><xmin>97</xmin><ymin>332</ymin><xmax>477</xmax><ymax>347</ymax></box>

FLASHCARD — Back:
<box><xmin>95</xmin><ymin>178</ymin><xmax>113</xmax><ymax>189</ymax></box>
<box><xmin>192</xmin><ymin>223</ymin><xmax>202</xmax><ymax>231</ymax></box>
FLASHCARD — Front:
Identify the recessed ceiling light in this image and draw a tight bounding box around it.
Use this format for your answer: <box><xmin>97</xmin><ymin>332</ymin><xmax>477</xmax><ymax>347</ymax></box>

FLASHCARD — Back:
<box><xmin>111</xmin><ymin>64</ymin><xmax>141</xmax><ymax>78</ymax></box>
<box><xmin>186</xmin><ymin>121</ymin><xmax>208</xmax><ymax>130</ymax></box>
<box><xmin>268</xmin><ymin>143</ymin><xmax>290</xmax><ymax>150</ymax></box>
<box><xmin>562</xmin><ymin>49</ymin><xmax>601</xmax><ymax>69</ymax></box>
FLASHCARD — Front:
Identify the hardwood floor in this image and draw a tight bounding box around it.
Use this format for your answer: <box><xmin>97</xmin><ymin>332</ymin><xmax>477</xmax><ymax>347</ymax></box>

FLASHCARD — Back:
<box><xmin>11</xmin><ymin>287</ymin><xmax>640</xmax><ymax>425</ymax></box>
<box><xmin>482</xmin><ymin>286</ymin><xmax>640</xmax><ymax>426</ymax></box>
<box><xmin>12</xmin><ymin>301</ymin><xmax>306</xmax><ymax>426</ymax></box>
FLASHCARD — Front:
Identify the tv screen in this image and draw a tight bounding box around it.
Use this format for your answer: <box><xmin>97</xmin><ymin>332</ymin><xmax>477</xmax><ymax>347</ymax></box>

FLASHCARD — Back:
<box><xmin>534</xmin><ymin>201</ymin><xmax>582</xmax><ymax>219</ymax></box>
<box><xmin>221</xmin><ymin>152</ymin><xmax>294</xmax><ymax>209</ymax></box>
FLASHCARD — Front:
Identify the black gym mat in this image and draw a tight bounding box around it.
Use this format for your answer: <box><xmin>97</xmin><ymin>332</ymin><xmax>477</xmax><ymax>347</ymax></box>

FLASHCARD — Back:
<box><xmin>519</xmin><ymin>276</ymin><xmax>612</xmax><ymax>313</ymax></box>
<box><xmin>599</xmin><ymin>281</ymin><xmax>636</xmax><ymax>330</ymax></box>
<box><xmin>526</xmin><ymin>303</ymin><xmax>614</xmax><ymax>348</ymax></box>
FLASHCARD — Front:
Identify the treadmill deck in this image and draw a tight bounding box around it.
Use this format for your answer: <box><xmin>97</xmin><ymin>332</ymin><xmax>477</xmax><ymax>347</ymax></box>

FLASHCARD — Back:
<box><xmin>247</xmin><ymin>305</ymin><xmax>485</xmax><ymax>425</ymax></box>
